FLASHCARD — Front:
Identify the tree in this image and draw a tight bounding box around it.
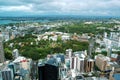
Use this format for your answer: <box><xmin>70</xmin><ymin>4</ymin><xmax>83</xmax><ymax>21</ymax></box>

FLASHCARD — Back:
<box><xmin>4</xmin><ymin>48</ymin><xmax>13</xmax><ymax>59</ymax></box>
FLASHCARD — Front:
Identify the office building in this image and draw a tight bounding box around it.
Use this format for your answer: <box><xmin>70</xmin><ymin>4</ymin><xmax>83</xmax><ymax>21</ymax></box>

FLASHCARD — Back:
<box><xmin>70</xmin><ymin>57</ymin><xmax>78</xmax><ymax>70</ymax></box>
<box><xmin>59</xmin><ymin>67</ymin><xmax>67</xmax><ymax>79</ymax></box>
<box><xmin>2</xmin><ymin>32</ymin><xmax>10</xmax><ymax>41</ymax></box>
<box><xmin>13</xmin><ymin>56</ymin><xmax>32</xmax><ymax>80</ymax></box>
<box><xmin>8</xmin><ymin>63</ymin><xmax>15</xmax><ymax>77</ymax></box>
<box><xmin>70</xmin><ymin>57</ymin><xmax>74</xmax><ymax>69</ymax></box>
<box><xmin>1</xmin><ymin>68</ymin><xmax>14</xmax><ymax>80</ymax></box>
<box><xmin>54</xmin><ymin>54</ymin><xmax>65</xmax><ymax>63</ymax></box>
<box><xmin>38</xmin><ymin>58</ymin><xmax>59</xmax><ymax>80</ymax></box>
<box><xmin>45</xmin><ymin>64</ymin><xmax>58</xmax><ymax>80</ymax></box>
<box><xmin>77</xmin><ymin>58</ymin><xmax>84</xmax><ymax>73</ymax></box>
<box><xmin>12</xmin><ymin>49</ymin><xmax>19</xmax><ymax>59</ymax></box>
<box><xmin>66</xmin><ymin>49</ymin><xmax>73</xmax><ymax>58</ymax></box>
<box><xmin>65</xmin><ymin>58</ymin><xmax>70</xmax><ymax>69</ymax></box>
<box><xmin>0</xmin><ymin>34</ymin><xmax>5</xmax><ymax>63</ymax></box>
<box><xmin>95</xmin><ymin>54</ymin><xmax>110</xmax><ymax>71</ymax></box>
<box><xmin>117</xmin><ymin>54</ymin><xmax>120</xmax><ymax>65</ymax></box>
<box><xmin>104</xmin><ymin>32</ymin><xmax>120</xmax><ymax>49</ymax></box>
<box><xmin>85</xmin><ymin>59</ymin><xmax>94</xmax><ymax>72</ymax></box>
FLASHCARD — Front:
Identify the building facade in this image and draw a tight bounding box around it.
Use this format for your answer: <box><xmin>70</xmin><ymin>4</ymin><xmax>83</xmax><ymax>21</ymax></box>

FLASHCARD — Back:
<box><xmin>0</xmin><ymin>34</ymin><xmax>5</xmax><ymax>63</ymax></box>
<box><xmin>38</xmin><ymin>59</ymin><xmax>59</xmax><ymax>80</ymax></box>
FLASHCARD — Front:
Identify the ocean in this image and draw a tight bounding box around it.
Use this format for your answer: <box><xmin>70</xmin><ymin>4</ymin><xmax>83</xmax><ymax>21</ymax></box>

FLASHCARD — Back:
<box><xmin>0</xmin><ymin>20</ymin><xmax>18</xmax><ymax>25</ymax></box>
<box><xmin>0</xmin><ymin>20</ymin><xmax>50</xmax><ymax>25</ymax></box>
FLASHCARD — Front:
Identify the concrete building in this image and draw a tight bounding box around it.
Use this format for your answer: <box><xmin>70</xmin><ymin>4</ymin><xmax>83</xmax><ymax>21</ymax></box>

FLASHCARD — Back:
<box><xmin>117</xmin><ymin>54</ymin><xmax>120</xmax><ymax>65</ymax></box>
<box><xmin>77</xmin><ymin>58</ymin><xmax>84</xmax><ymax>73</ymax></box>
<box><xmin>66</xmin><ymin>49</ymin><xmax>73</xmax><ymax>58</ymax></box>
<box><xmin>13</xmin><ymin>56</ymin><xmax>32</xmax><ymax>80</ymax></box>
<box><xmin>2</xmin><ymin>32</ymin><xmax>10</xmax><ymax>41</ymax></box>
<box><xmin>59</xmin><ymin>67</ymin><xmax>68</xmax><ymax>79</ymax></box>
<box><xmin>70</xmin><ymin>57</ymin><xmax>78</xmax><ymax>70</ymax></box>
<box><xmin>104</xmin><ymin>32</ymin><xmax>120</xmax><ymax>49</ymax></box>
<box><xmin>0</xmin><ymin>34</ymin><xmax>5</xmax><ymax>63</ymax></box>
<box><xmin>65</xmin><ymin>58</ymin><xmax>70</xmax><ymax>69</ymax></box>
<box><xmin>85</xmin><ymin>59</ymin><xmax>94</xmax><ymax>72</ymax></box>
<box><xmin>12</xmin><ymin>49</ymin><xmax>19</xmax><ymax>59</ymax></box>
<box><xmin>0</xmin><ymin>61</ymin><xmax>14</xmax><ymax>80</ymax></box>
<box><xmin>49</xmin><ymin>35</ymin><xmax>58</xmax><ymax>41</ymax></box>
<box><xmin>0</xmin><ymin>68</ymin><xmax>14</xmax><ymax>80</ymax></box>
<box><xmin>95</xmin><ymin>54</ymin><xmax>110</xmax><ymax>71</ymax></box>
<box><xmin>61</xmin><ymin>35</ymin><xmax>70</xmax><ymax>41</ymax></box>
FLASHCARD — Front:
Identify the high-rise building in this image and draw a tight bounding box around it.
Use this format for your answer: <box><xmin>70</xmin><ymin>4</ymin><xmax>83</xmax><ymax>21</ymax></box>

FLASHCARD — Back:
<box><xmin>38</xmin><ymin>59</ymin><xmax>59</xmax><ymax>80</ymax></box>
<box><xmin>85</xmin><ymin>59</ymin><xmax>94</xmax><ymax>72</ymax></box>
<box><xmin>117</xmin><ymin>54</ymin><xmax>120</xmax><ymax>65</ymax></box>
<box><xmin>1</xmin><ymin>68</ymin><xmax>14</xmax><ymax>80</ymax></box>
<box><xmin>44</xmin><ymin>64</ymin><xmax>58</xmax><ymax>80</ymax></box>
<box><xmin>54</xmin><ymin>54</ymin><xmax>65</xmax><ymax>63</ymax></box>
<box><xmin>59</xmin><ymin>67</ymin><xmax>67</xmax><ymax>79</ymax></box>
<box><xmin>38</xmin><ymin>64</ymin><xmax>45</xmax><ymax>80</ymax></box>
<box><xmin>70</xmin><ymin>57</ymin><xmax>74</xmax><ymax>69</ymax></box>
<box><xmin>0</xmin><ymin>71</ymin><xmax>2</xmax><ymax>80</ymax></box>
<box><xmin>77</xmin><ymin>58</ymin><xmax>84</xmax><ymax>73</ymax></box>
<box><xmin>95</xmin><ymin>54</ymin><xmax>110</xmax><ymax>71</ymax></box>
<box><xmin>12</xmin><ymin>49</ymin><xmax>19</xmax><ymax>59</ymax></box>
<box><xmin>65</xmin><ymin>58</ymin><xmax>70</xmax><ymax>69</ymax></box>
<box><xmin>70</xmin><ymin>57</ymin><xmax>78</xmax><ymax>70</ymax></box>
<box><xmin>12</xmin><ymin>56</ymin><xmax>32</xmax><ymax>80</ymax></box>
<box><xmin>0</xmin><ymin>34</ymin><xmax>5</xmax><ymax>63</ymax></box>
<box><xmin>104</xmin><ymin>32</ymin><xmax>120</xmax><ymax>49</ymax></box>
<box><xmin>107</xmin><ymin>47</ymin><xmax>112</xmax><ymax>57</ymax></box>
<box><xmin>8</xmin><ymin>63</ymin><xmax>15</xmax><ymax>77</ymax></box>
<box><xmin>88</xmin><ymin>42</ymin><xmax>94</xmax><ymax>56</ymax></box>
<box><xmin>66</xmin><ymin>49</ymin><xmax>73</xmax><ymax>58</ymax></box>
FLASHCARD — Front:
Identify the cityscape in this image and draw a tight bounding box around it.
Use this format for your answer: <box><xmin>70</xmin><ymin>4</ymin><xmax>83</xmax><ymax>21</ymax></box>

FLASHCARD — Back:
<box><xmin>0</xmin><ymin>0</ymin><xmax>120</xmax><ymax>80</ymax></box>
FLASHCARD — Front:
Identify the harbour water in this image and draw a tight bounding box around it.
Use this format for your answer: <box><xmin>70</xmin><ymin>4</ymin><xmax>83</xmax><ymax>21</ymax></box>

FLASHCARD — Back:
<box><xmin>0</xmin><ymin>20</ymin><xmax>50</xmax><ymax>25</ymax></box>
<box><xmin>0</xmin><ymin>20</ymin><xmax>18</xmax><ymax>25</ymax></box>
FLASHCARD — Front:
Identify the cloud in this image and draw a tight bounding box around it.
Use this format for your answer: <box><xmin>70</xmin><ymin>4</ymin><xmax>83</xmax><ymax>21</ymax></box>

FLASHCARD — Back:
<box><xmin>0</xmin><ymin>5</ymin><xmax>33</xmax><ymax>12</ymax></box>
<box><xmin>0</xmin><ymin>0</ymin><xmax>120</xmax><ymax>16</ymax></box>
<box><xmin>0</xmin><ymin>0</ymin><xmax>23</xmax><ymax>6</ymax></box>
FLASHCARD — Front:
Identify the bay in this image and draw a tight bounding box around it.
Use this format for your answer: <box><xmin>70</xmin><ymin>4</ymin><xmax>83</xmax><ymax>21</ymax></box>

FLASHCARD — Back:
<box><xmin>0</xmin><ymin>20</ymin><xmax>50</xmax><ymax>25</ymax></box>
<box><xmin>0</xmin><ymin>20</ymin><xmax>18</xmax><ymax>25</ymax></box>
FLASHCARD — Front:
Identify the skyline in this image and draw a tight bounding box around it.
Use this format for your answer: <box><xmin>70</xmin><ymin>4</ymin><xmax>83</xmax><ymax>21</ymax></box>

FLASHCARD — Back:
<box><xmin>0</xmin><ymin>0</ymin><xmax>120</xmax><ymax>16</ymax></box>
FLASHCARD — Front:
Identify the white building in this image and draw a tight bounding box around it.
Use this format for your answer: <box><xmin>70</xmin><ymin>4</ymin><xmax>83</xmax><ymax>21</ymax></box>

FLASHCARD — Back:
<box><xmin>77</xmin><ymin>58</ymin><xmax>84</xmax><ymax>73</ymax></box>
<box><xmin>104</xmin><ymin>32</ymin><xmax>120</xmax><ymax>49</ymax></box>
<box><xmin>49</xmin><ymin>35</ymin><xmax>58</xmax><ymax>41</ymax></box>
<box><xmin>12</xmin><ymin>49</ymin><xmax>19</xmax><ymax>59</ymax></box>
<box><xmin>70</xmin><ymin>57</ymin><xmax>78</xmax><ymax>70</ymax></box>
<box><xmin>66</xmin><ymin>49</ymin><xmax>73</xmax><ymax>58</ymax></box>
<box><xmin>13</xmin><ymin>56</ymin><xmax>32</xmax><ymax>80</ymax></box>
<box><xmin>62</xmin><ymin>35</ymin><xmax>70</xmax><ymax>41</ymax></box>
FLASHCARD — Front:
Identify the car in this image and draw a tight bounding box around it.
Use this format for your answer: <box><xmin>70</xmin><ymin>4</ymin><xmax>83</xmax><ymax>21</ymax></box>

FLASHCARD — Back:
<box><xmin>75</xmin><ymin>75</ymin><xmax>85</xmax><ymax>80</ymax></box>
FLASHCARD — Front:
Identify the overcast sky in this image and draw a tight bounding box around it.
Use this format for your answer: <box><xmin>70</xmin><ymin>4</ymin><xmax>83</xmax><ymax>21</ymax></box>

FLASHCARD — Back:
<box><xmin>0</xmin><ymin>0</ymin><xmax>120</xmax><ymax>16</ymax></box>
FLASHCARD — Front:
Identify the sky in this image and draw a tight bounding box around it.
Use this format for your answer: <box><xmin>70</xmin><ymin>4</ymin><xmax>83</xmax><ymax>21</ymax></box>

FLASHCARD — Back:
<box><xmin>0</xmin><ymin>0</ymin><xmax>120</xmax><ymax>16</ymax></box>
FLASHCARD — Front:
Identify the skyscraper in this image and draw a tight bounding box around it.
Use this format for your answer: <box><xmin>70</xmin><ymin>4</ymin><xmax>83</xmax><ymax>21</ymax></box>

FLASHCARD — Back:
<box><xmin>38</xmin><ymin>59</ymin><xmax>59</xmax><ymax>80</ymax></box>
<box><xmin>95</xmin><ymin>54</ymin><xmax>109</xmax><ymax>71</ymax></box>
<box><xmin>85</xmin><ymin>59</ymin><xmax>94</xmax><ymax>72</ymax></box>
<box><xmin>0</xmin><ymin>34</ymin><xmax>5</xmax><ymax>63</ymax></box>
<box><xmin>66</xmin><ymin>49</ymin><xmax>73</xmax><ymax>58</ymax></box>
<box><xmin>1</xmin><ymin>68</ymin><xmax>14</xmax><ymax>80</ymax></box>
<box><xmin>70</xmin><ymin>56</ymin><xmax>78</xmax><ymax>70</ymax></box>
<box><xmin>77</xmin><ymin>58</ymin><xmax>84</xmax><ymax>72</ymax></box>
